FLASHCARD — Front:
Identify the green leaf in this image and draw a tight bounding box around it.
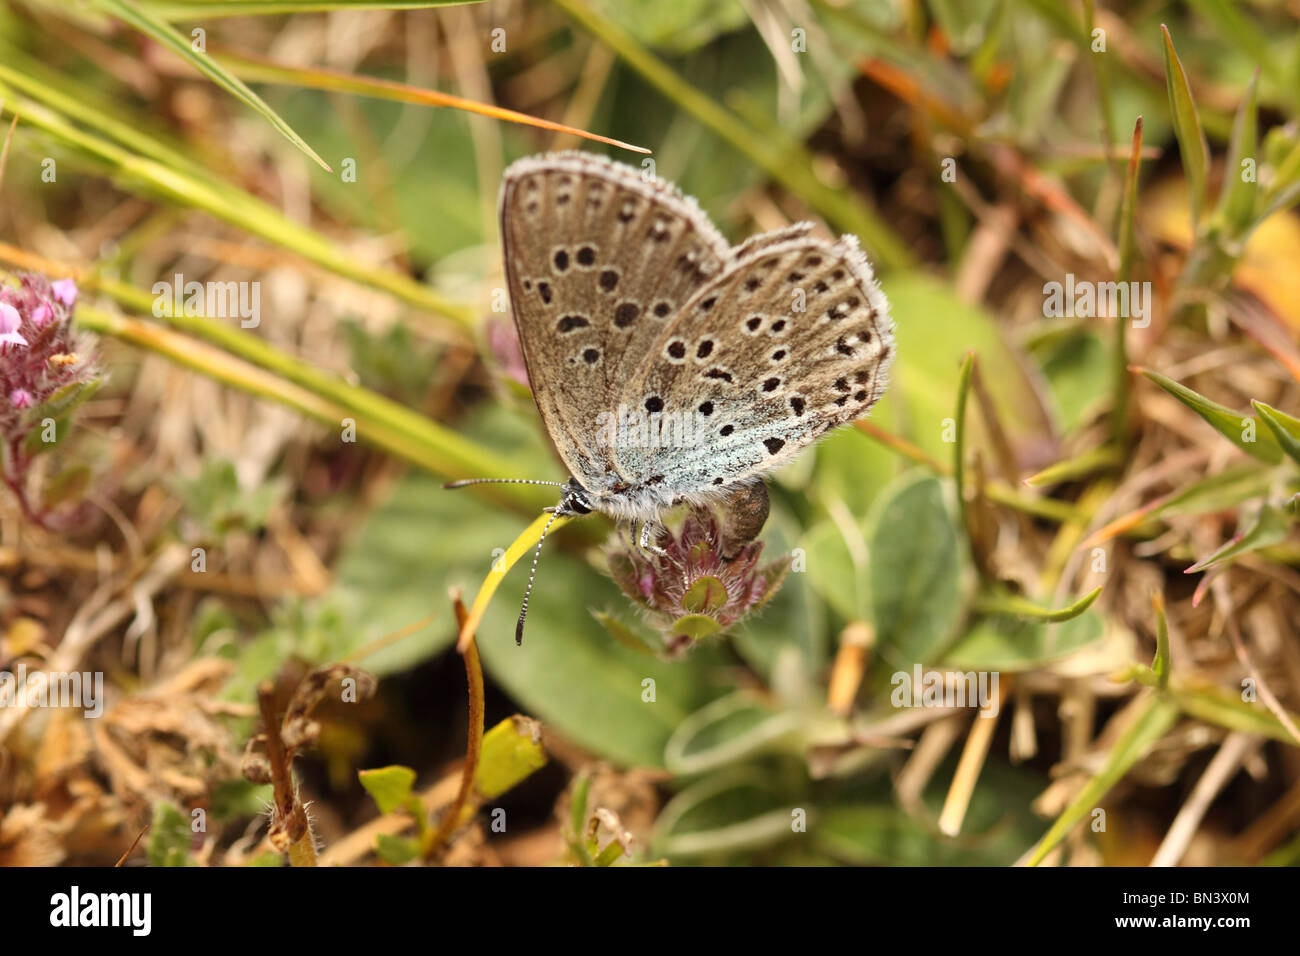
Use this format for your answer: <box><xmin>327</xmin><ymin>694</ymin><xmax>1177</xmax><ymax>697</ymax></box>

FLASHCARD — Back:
<box><xmin>1025</xmin><ymin>693</ymin><xmax>1179</xmax><ymax>866</ymax></box>
<box><xmin>943</xmin><ymin>610</ymin><xmax>1103</xmax><ymax>672</ymax></box>
<box><xmin>681</xmin><ymin>576</ymin><xmax>728</xmax><ymax>613</ymax></box>
<box><xmin>374</xmin><ymin>834</ymin><xmax>420</xmax><ymax>865</ymax></box>
<box><xmin>670</xmin><ymin>614</ymin><xmax>722</xmax><ymax>641</ymax></box>
<box><xmin>867</xmin><ymin>474</ymin><xmax>963</xmax><ymax>666</ymax></box>
<box><xmin>796</xmin><ymin>518</ymin><xmax>867</xmax><ymax>620</ymax></box>
<box><xmin>93</xmin><ymin>0</ymin><xmax>331</xmax><ymax>171</ymax></box>
<box><xmin>816</xmin><ymin>759</ymin><xmax>1047</xmax><ymax>865</ymax></box>
<box><xmin>651</xmin><ymin>769</ymin><xmax>796</xmax><ymax>859</ymax></box>
<box><xmin>1138</xmin><ymin>368</ymin><xmax>1281</xmax><ymax>463</ymax></box>
<box><xmin>1213</xmin><ymin>69</ymin><xmax>1259</xmax><ymax>237</ymax></box>
<box><xmin>23</xmin><ymin>377</ymin><xmax>103</xmax><ymax>456</ymax></box>
<box><xmin>358</xmin><ymin>765</ymin><xmax>417</xmax><ymax>816</ymax></box>
<box><xmin>663</xmin><ymin>692</ymin><xmax>801</xmax><ymax>776</ymax></box>
<box><xmin>1160</xmin><ymin>24</ymin><xmax>1209</xmax><ymax>225</ymax></box>
<box><xmin>590</xmin><ymin>610</ymin><xmax>662</xmax><ymax>656</ymax></box>
<box><xmin>880</xmin><ymin>274</ymin><xmax>1052</xmax><ymax>461</ymax></box>
<box><xmin>147</xmin><ymin>801</ymin><xmax>197</xmax><ymax>867</ymax></box>
<box><xmin>474</xmin><ymin>716</ymin><xmax>548</xmax><ymax>800</ymax></box>
<box><xmin>1170</xmin><ymin>684</ymin><xmax>1300</xmax><ymax>745</ymax></box>
<box><xmin>1185</xmin><ymin>504</ymin><xmax>1292</xmax><ymax>573</ymax></box>
<box><xmin>1253</xmin><ymin>400</ymin><xmax>1300</xmax><ymax>466</ymax></box>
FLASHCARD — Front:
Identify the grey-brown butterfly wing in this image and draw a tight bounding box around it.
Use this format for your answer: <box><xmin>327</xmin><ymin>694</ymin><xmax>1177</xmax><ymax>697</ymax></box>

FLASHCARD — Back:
<box><xmin>616</xmin><ymin>232</ymin><xmax>894</xmax><ymax>495</ymax></box>
<box><xmin>500</xmin><ymin>152</ymin><xmax>732</xmax><ymax>489</ymax></box>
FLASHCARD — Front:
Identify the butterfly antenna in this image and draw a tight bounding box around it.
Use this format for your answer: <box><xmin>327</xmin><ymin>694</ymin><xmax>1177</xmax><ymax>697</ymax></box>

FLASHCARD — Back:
<box><xmin>444</xmin><ymin>478</ymin><xmax>567</xmax><ymax>490</ymax></box>
<box><xmin>515</xmin><ymin>508</ymin><xmax>560</xmax><ymax>645</ymax></box>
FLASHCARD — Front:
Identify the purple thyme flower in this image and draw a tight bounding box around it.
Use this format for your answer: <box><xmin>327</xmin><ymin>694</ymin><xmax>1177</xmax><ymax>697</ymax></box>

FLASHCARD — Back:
<box><xmin>1</xmin><ymin>274</ymin><xmax>100</xmax><ymax>528</ymax></box>
<box><xmin>606</xmin><ymin>509</ymin><xmax>791</xmax><ymax>651</ymax></box>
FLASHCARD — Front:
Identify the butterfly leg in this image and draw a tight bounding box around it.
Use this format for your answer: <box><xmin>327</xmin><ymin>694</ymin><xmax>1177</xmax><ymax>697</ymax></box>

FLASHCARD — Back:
<box><xmin>638</xmin><ymin>519</ymin><xmax>668</xmax><ymax>557</ymax></box>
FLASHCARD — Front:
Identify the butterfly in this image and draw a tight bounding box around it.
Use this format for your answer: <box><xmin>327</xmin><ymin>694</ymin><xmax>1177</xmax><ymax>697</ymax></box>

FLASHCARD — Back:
<box><xmin>450</xmin><ymin>152</ymin><xmax>895</xmax><ymax>642</ymax></box>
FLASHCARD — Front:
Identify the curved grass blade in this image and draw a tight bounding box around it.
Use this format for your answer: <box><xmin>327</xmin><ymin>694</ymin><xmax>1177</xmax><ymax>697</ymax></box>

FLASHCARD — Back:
<box><xmin>1160</xmin><ymin>24</ymin><xmax>1209</xmax><ymax>225</ymax></box>
<box><xmin>1185</xmin><ymin>504</ymin><xmax>1291</xmax><ymax>574</ymax></box>
<box><xmin>455</xmin><ymin>512</ymin><xmax>574</xmax><ymax>652</ymax></box>
<box><xmin>1252</xmin><ymin>400</ymin><xmax>1300</xmax><ymax>465</ymax></box>
<box><xmin>93</xmin><ymin>0</ymin><xmax>332</xmax><ymax>171</ymax></box>
<box><xmin>1137</xmin><ymin>367</ymin><xmax>1282</xmax><ymax>463</ymax></box>
<box><xmin>1151</xmin><ymin>592</ymin><xmax>1170</xmax><ymax>690</ymax></box>
<box><xmin>215</xmin><ymin>49</ymin><xmax>650</xmax><ymax>155</ymax></box>
<box><xmin>1214</xmin><ymin>70</ymin><xmax>1259</xmax><ymax>238</ymax></box>
<box><xmin>973</xmin><ymin>585</ymin><xmax>1102</xmax><ymax>623</ymax></box>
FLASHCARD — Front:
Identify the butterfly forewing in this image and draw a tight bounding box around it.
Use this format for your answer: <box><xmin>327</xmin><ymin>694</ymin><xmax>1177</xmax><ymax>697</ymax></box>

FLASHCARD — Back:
<box><xmin>500</xmin><ymin>153</ymin><xmax>731</xmax><ymax>490</ymax></box>
<box><xmin>616</xmin><ymin>234</ymin><xmax>894</xmax><ymax>495</ymax></box>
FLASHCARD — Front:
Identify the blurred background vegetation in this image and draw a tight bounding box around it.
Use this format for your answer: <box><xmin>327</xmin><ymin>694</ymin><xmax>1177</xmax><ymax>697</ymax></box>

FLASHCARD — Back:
<box><xmin>1</xmin><ymin>0</ymin><xmax>1299</xmax><ymax>867</ymax></box>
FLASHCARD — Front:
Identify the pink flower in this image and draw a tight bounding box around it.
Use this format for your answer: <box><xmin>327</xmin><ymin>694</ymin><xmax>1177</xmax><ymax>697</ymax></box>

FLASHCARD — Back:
<box><xmin>31</xmin><ymin>302</ymin><xmax>54</xmax><ymax>326</ymax></box>
<box><xmin>9</xmin><ymin>389</ymin><xmax>33</xmax><ymax>409</ymax></box>
<box><xmin>0</xmin><ymin>302</ymin><xmax>26</xmax><ymax>347</ymax></box>
<box><xmin>606</xmin><ymin>510</ymin><xmax>791</xmax><ymax>647</ymax></box>
<box><xmin>51</xmin><ymin>278</ymin><xmax>78</xmax><ymax>307</ymax></box>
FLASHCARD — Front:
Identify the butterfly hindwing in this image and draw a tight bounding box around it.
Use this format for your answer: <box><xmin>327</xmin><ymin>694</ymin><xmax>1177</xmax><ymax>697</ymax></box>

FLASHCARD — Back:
<box><xmin>616</xmin><ymin>234</ymin><xmax>894</xmax><ymax>495</ymax></box>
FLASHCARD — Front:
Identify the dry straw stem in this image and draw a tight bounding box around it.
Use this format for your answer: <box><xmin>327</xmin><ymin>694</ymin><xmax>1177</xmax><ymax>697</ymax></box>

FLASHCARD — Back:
<box><xmin>0</xmin><ymin>544</ymin><xmax>187</xmax><ymax>746</ymax></box>
<box><xmin>423</xmin><ymin>594</ymin><xmax>486</xmax><ymax>859</ymax></box>
<box><xmin>455</xmin><ymin>510</ymin><xmax>572</xmax><ymax>652</ymax></box>
<box><xmin>937</xmin><ymin>676</ymin><xmax>1009</xmax><ymax>837</ymax></box>
<box><xmin>211</xmin><ymin>48</ymin><xmax>651</xmax><ymax>155</ymax></box>
<box><xmin>257</xmin><ymin>680</ymin><xmax>317</xmax><ymax>867</ymax></box>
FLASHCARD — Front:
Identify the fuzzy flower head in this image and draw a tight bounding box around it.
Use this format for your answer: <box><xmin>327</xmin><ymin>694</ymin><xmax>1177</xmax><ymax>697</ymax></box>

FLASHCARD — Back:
<box><xmin>606</xmin><ymin>509</ymin><xmax>791</xmax><ymax>653</ymax></box>
<box><xmin>0</xmin><ymin>273</ymin><xmax>100</xmax><ymax>446</ymax></box>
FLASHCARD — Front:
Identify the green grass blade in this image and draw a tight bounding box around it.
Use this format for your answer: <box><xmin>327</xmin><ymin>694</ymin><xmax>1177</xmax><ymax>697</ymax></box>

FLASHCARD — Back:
<box><xmin>1138</xmin><ymin>367</ymin><xmax>1282</xmax><ymax>463</ymax></box>
<box><xmin>0</xmin><ymin>88</ymin><xmax>472</xmax><ymax>325</ymax></box>
<box><xmin>93</xmin><ymin>0</ymin><xmax>332</xmax><ymax>172</ymax></box>
<box><xmin>1253</xmin><ymin>400</ymin><xmax>1300</xmax><ymax>465</ymax></box>
<box><xmin>71</xmin><ymin>304</ymin><xmax>546</xmax><ymax>509</ymax></box>
<box><xmin>1151</xmin><ymin>592</ymin><xmax>1170</xmax><ymax>690</ymax></box>
<box><xmin>1160</xmin><ymin>24</ymin><xmax>1209</xmax><ymax>226</ymax></box>
<box><xmin>973</xmin><ymin>585</ymin><xmax>1102</xmax><ymax>623</ymax></box>
<box><xmin>1214</xmin><ymin>70</ymin><xmax>1259</xmax><ymax>238</ymax></box>
<box><xmin>1024</xmin><ymin>693</ymin><xmax>1179</xmax><ymax>866</ymax></box>
<box><xmin>1113</xmin><ymin>117</ymin><xmax>1143</xmax><ymax>445</ymax></box>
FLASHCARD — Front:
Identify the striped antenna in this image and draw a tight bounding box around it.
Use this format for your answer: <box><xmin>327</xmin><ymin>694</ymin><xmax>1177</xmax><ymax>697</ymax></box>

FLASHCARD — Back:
<box><xmin>444</xmin><ymin>478</ymin><xmax>567</xmax><ymax>490</ymax></box>
<box><xmin>515</xmin><ymin>508</ymin><xmax>561</xmax><ymax>645</ymax></box>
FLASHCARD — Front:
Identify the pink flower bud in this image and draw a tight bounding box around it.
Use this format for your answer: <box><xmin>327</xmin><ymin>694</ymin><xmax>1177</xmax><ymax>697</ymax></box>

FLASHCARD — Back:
<box><xmin>31</xmin><ymin>302</ymin><xmax>54</xmax><ymax>326</ymax></box>
<box><xmin>9</xmin><ymin>388</ymin><xmax>33</xmax><ymax>409</ymax></box>
<box><xmin>51</xmin><ymin>278</ymin><xmax>78</xmax><ymax>307</ymax></box>
<box><xmin>0</xmin><ymin>302</ymin><xmax>26</xmax><ymax>347</ymax></box>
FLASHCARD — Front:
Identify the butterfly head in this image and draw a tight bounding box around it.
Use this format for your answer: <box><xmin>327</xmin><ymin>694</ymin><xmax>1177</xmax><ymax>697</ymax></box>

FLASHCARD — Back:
<box><xmin>554</xmin><ymin>478</ymin><xmax>594</xmax><ymax>517</ymax></box>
